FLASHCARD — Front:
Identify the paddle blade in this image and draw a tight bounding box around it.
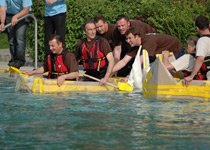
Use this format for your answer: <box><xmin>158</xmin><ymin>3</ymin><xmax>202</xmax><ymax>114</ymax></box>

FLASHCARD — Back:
<box><xmin>7</xmin><ymin>66</ymin><xmax>22</xmax><ymax>74</ymax></box>
<box><xmin>118</xmin><ymin>82</ymin><xmax>133</xmax><ymax>91</ymax></box>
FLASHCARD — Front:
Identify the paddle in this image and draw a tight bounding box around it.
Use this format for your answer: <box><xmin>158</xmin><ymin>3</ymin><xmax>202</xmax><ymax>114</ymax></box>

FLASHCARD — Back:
<box><xmin>83</xmin><ymin>74</ymin><xmax>133</xmax><ymax>91</ymax></box>
<box><xmin>7</xmin><ymin>66</ymin><xmax>22</xmax><ymax>74</ymax></box>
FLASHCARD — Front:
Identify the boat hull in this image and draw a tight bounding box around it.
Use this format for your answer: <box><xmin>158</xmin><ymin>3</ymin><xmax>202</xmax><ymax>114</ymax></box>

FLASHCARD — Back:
<box><xmin>143</xmin><ymin>58</ymin><xmax>210</xmax><ymax>101</ymax></box>
<box><xmin>15</xmin><ymin>74</ymin><xmax>119</xmax><ymax>93</ymax></box>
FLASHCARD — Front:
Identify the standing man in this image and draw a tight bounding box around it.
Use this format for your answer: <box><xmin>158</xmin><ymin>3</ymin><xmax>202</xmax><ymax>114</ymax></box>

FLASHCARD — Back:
<box><xmin>111</xmin><ymin>27</ymin><xmax>183</xmax><ymax>76</ymax></box>
<box><xmin>94</xmin><ymin>15</ymin><xmax>116</xmax><ymax>50</ymax></box>
<box><xmin>24</xmin><ymin>34</ymin><xmax>79</xmax><ymax>87</ymax></box>
<box><xmin>113</xmin><ymin>14</ymin><xmax>156</xmax><ymax>76</ymax></box>
<box><xmin>42</xmin><ymin>0</ymin><xmax>66</xmax><ymax>57</ymax></box>
<box><xmin>183</xmin><ymin>15</ymin><xmax>210</xmax><ymax>86</ymax></box>
<box><xmin>75</xmin><ymin>19</ymin><xmax>114</xmax><ymax>85</ymax></box>
<box><xmin>0</xmin><ymin>0</ymin><xmax>32</xmax><ymax>69</ymax></box>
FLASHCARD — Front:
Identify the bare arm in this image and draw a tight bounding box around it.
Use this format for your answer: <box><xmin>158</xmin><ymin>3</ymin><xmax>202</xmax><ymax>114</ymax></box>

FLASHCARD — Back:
<box><xmin>112</xmin><ymin>55</ymin><xmax>132</xmax><ymax>73</ymax></box>
<box><xmin>100</xmin><ymin>52</ymin><xmax>114</xmax><ymax>85</ymax></box>
<box><xmin>11</xmin><ymin>7</ymin><xmax>30</xmax><ymax>26</ymax></box>
<box><xmin>57</xmin><ymin>71</ymin><xmax>79</xmax><ymax>86</ymax></box>
<box><xmin>162</xmin><ymin>50</ymin><xmax>175</xmax><ymax>71</ymax></box>
<box><xmin>0</xmin><ymin>6</ymin><xmax>6</xmax><ymax>32</ymax></box>
<box><xmin>113</xmin><ymin>45</ymin><xmax>121</xmax><ymax>64</ymax></box>
<box><xmin>182</xmin><ymin>56</ymin><xmax>204</xmax><ymax>86</ymax></box>
<box><xmin>24</xmin><ymin>66</ymin><xmax>45</xmax><ymax>75</ymax></box>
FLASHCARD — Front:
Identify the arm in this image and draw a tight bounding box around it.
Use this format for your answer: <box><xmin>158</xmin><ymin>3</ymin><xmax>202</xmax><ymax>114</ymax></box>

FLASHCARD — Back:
<box><xmin>162</xmin><ymin>50</ymin><xmax>175</xmax><ymax>71</ymax></box>
<box><xmin>112</xmin><ymin>55</ymin><xmax>132</xmax><ymax>73</ymax></box>
<box><xmin>182</xmin><ymin>56</ymin><xmax>204</xmax><ymax>86</ymax></box>
<box><xmin>57</xmin><ymin>71</ymin><xmax>79</xmax><ymax>86</ymax></box>
<box><xmin>113</xmin><ymin>45</ymin><xmax>121</xmax><ymax>63</ymax></box>
<box><xmin>0</xmin><ymin>6</ymin><xmax>6</xmax><ymax>32</ymax></box>
<box><xmin>100</xmin><ymin>52</ymin><xmax>114</xmax><ymax>85</ymax></box>
<box><xmin>24</xmin><ymin>66</ymin><xmax>45</xmax><ymax>75</ymax></box>
<box><xmin>11</xmin><ymin>6</ymin><xmax>30</xmax><ymax>26</ymax></box>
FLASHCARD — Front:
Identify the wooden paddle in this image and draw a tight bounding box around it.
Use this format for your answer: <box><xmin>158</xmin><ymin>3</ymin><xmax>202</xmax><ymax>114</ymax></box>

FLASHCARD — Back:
<box><xmin>83</xmin><ymin>74</ymin><xmax>133</xmax><ymax>91</ymax></box>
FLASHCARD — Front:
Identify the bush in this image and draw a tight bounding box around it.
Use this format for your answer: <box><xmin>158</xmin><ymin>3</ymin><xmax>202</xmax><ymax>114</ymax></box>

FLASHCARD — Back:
<box><xmin>27</xmin><ymin>0</ymin><xmax>210</xmax><ymax>61</ymax></box>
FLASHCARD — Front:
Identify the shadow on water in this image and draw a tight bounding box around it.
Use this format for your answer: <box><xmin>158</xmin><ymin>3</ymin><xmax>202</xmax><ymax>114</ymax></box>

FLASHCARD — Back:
<box><xmin>0</xmin><ymin>79</ymin><xmax>210</xmax><ymax>149</ymax></box>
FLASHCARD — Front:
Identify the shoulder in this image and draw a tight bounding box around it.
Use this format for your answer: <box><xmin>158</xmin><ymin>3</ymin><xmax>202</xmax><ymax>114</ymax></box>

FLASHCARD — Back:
<box><xmin>98</xmin><ymin>37</ymin><xmax>109</xmax><ymax>43</ymax></box>
<box><xmin>76</xmin><ymin>39</ymin><xmax>84</xmax><ymax>47</ymax></box>
<box><xmin>65</xmin><ymin>50</ymin><xmax>76</xmax><ymax>59</ymax></box>
<box><xmin>197</xmin><ymin>36</ymin><xmax>210</xmax><ymax>47</ymax></box>
<box><xmin>108</xmin><ymin>23</ymin><xmax>117</xmax><ymax>30</ymax></box>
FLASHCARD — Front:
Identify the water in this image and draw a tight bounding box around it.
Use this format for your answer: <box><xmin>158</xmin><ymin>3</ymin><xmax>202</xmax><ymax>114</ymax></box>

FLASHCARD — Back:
<box><xmin>1</xmin><ymin>79</ymin><xmax>210</xmax><ymax>150</ymax></box>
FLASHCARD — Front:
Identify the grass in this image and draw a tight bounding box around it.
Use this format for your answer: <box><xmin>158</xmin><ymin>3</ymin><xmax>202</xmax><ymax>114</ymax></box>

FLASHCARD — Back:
<box><xmin>0</xmin><ymin>33</ymin><xmax>9</xmax><ymax>49</ymax></box>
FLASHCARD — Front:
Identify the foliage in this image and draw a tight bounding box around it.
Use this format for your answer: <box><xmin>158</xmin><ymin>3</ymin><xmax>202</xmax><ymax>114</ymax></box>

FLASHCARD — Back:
<box><xmin>27</xmin><ymin>0</ymin><xmax>210</xmax><ymax>61</ymax></box>
<box><xmin>0</xmin><ymin>33</ymin><xmax>9</xmax><ymax>49</ymax></box>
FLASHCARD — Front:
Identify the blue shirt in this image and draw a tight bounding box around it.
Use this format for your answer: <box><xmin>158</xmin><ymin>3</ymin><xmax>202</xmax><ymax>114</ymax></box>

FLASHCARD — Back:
<box><xmin>0</xmin><ymin>0</ymin><xmax>32</xmax><ymax>15</ymax></box>
<box><xmin>45</xmin><ymin>0</ymin><xmax>66</xmax><ymax>17</ymax></box>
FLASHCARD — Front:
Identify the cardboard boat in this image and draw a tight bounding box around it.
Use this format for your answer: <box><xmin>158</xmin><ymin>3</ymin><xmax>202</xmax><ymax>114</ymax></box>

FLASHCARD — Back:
<box><xmin>15</xmin><ymin>74</ymin><xmax>120</xmax><ymax>94</ymax></box>
<box><xmin>143</xmin><ymin>58</ymin><xmax>210</xmax><ymax>101</ymax></box>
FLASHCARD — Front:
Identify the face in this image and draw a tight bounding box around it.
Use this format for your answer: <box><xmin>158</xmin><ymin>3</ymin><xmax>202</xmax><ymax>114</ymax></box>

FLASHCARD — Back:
<box><xmin>95</xmin><ymin>20</ymin><xmax>107</xmax><ymax>34</ymax></box>
<box><xmin>116</xmin><ymin>18</ymin><xmax>130</xmax><ymax>35</ymax></box>
<box><xmin>49</xmin><ymin>39</ymin><xmax>63</xmax><ymax>54</ymax></box>
<box><xmin>83</xmin><ymin>23</ymin><xmax>96</xmax><ymax>41</ymax></box>
<box><xmin>186</xmin><ymin>44</ymin><xmax>195</xmax><ymax>54</ymax></box>
<box><xmin>126</xmin><ymin>33</ymin><xmax>140</xmax><ymax>47</ymax></box>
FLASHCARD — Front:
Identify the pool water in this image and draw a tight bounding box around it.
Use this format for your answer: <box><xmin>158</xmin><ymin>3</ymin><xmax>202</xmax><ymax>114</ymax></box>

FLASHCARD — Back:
<box><xmin>1</xmin><ymin>79</ymin><xmax>210</xmax><ymax>149</ymax></box>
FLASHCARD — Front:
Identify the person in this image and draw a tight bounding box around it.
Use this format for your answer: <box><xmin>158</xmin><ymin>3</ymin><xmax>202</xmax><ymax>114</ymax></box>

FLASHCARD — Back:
<box><xmin>74</xmin><ymin>19</ymin><xmax>114</xmax><ymax>85</ymax></box>
<box><xmin>162</xmin><ymin>36</ymin><xmax>198</xmax><ymax>74</ymax></box>
<box><xmin>183</xmin><ymin>15</ymin><xmax>210</xmax><ymax>86</ymax></box>
<box><xmin>113</xmin><ymin>14</ymin><xmax>156</xmax><ymax>76</ymax></box>
<box><xmin>41</xmin><ymin>0</ymin><xmax>67</xmax><ymax>57</ymax></box>
<box><xmin>24</xmin><ymin>35</ymin><xmax>79</xmax><ymax>87</ymax></box>
<box><xmin>111</xmin><ymin>27</ymin><xmax>183</xmax><ymax>76</ymax></box>
<box><xmin>0</xmin><ymin>0</ymin><xmax>32</xmax><ymax>69</ymax></box>
<box><xmin>94</xmin><ymin>15</ymin><xmax>116</xmax><ymax>50</ymax></box>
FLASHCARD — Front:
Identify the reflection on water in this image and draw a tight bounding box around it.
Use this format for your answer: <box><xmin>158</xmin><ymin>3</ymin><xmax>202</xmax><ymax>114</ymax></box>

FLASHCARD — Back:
<box><xmin>0</xmin><ymin>79</ymin><xmax>210</xmax><ymax>149</ymax></box>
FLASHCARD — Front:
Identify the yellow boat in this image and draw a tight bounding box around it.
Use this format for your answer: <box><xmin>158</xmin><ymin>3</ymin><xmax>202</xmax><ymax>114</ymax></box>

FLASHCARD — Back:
<box><xmin>143</xmin><ymin>58</ymin><xmax>210</xmax><ymax>101</ymax></box>
<box><xmin>15</xmin><ymin>74</ymin><xmax>121</xmax><ymax>94</ymax></box>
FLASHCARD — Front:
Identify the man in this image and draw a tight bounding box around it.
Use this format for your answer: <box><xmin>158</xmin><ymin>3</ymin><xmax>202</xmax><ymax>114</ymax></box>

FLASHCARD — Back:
<box><xmin>0</xmin><ymin>0</ymin><xmax>32</xmax><ymax>69</ymax></box>
<box><xmin>41</xmin><ymin>0</ymin><xmax>67</xmax><ymax>57</ymax></box>
<box><xmin>113</xmin><ymin>14</ymin><xmax>156</xmax><ymax>76</ymax></box>
<box><xmin>111</xmin><ymin>27</ymin><xmax>183</xmax><ymax>75</ymax></box>
<box><xmin>94</xmin><ymin>15</ymin><xmax>116</xmax><ymax>50</ymax></box>
<box><xmin>183</xmin><ymin>15</ymin><xmax>210</xmax><ymax>86</ymax></box>
<box><xmin>24</xmin><ymin>35</ymin><xmax>79</xmax><ymax>87</ymax></box>
<box><xmin>162</xmin><ymin>36</ymin><xmax>198</xmax><ymax>73</ymax></box>
<box><xmin>74</xmin><ymin>19</ymin><xmax>114</xmax><ymax>85</ymax></box>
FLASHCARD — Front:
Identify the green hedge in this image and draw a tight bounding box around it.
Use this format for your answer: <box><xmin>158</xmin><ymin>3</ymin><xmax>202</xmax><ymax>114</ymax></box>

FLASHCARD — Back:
<box><xmin>27</xmin><ymin>0</ymin><xmax>210</xmax><ymax>61</ymax></box>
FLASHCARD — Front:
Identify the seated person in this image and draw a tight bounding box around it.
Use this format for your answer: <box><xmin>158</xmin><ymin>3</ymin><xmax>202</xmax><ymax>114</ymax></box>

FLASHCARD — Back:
<box><xmin>74</xmin><ymin>19</ymin><xmax>114</xmax><ymax>85</ymax></box>
<box><xmin>162</xmin><ymin>36</ymin><xmax>198</xmax><ymax>76</ymax></box>
<box><xmin>24</xmin><ymin>34</ymin><xmax>79</xmax><ymax>86</ymax></box>
<box><xmin>183</xmin><ymin>15</ymin><xmax>210</xmax><ymax>86</ymax></box>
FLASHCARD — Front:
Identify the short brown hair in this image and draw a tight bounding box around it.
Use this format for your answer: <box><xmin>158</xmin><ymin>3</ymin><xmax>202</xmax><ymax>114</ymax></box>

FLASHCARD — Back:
<box><xmin>116</xmin><ymin>14</ymin><xmax>129</xmax><ymax>22</ymax></box>
<box><xmin>49</xmin><ymin>34</ymin><xmax>65</xmax><ymax>49</ymax></box>
<box><xmin>195</xmin><ymin>15</ymin><xmax>209</xmax><ymax>30</ymax></box>
<box><xmin>82</xmin><ymin>19</ymin><xmax>95</xmax><ymax>31</ymax></box>
<box><xmin>125</xmin><ymin>27</ymin><xmax>141</xmax><ymax>37</ymax></box>
<box><xmin>94</xmin><ymin>15</ymin><xmax>106</xmax><ymax>23</ymax></box>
